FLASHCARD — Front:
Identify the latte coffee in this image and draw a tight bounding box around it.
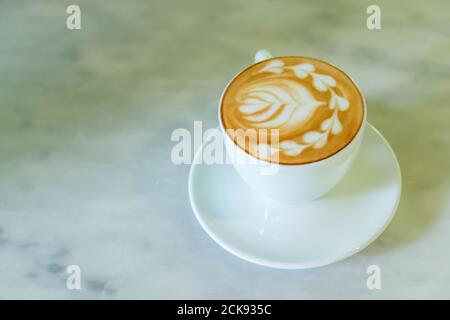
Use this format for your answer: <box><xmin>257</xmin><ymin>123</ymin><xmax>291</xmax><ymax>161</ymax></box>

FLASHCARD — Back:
<box><xmin>220</xmin><ymin>56</ymin><xmax>365</xmax><ymax>165</ymax></box>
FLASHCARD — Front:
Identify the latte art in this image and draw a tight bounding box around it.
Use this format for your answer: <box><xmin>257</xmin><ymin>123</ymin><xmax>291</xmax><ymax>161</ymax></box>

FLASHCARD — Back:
<box><xmin>221</xmin><ymin>57</ymin><xmax>364</xmax><ymax>164</ymax></box>
<box><xmin>239</xmin><ymin>79</ymin><xmax>324</xmax><ymax>129</ymax></box>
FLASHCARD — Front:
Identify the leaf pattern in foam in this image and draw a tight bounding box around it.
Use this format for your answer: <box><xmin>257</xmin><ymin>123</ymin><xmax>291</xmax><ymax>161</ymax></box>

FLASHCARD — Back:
<box><xmin>239</xmin><ymin>59</ymin><xmax>353</xmax><ymax>158</ymax></box>
<box><xmin>249</xmin><ymin>87</ymin><xmax>290</xmax><ymax>103</ymax></box>
<box><xmin>302</xmin><ymin>131</ymin><xmax>322</xmax><ymax>143</ymax></box>
<box><xmin>245</xmin><ymin>103</ymin><xmax>282</xmax><ymax>122</ymax></box>
<box><xmin>258</xmin><ymin>59</ymin><xmax>285</xmax><ymax>74</ymax></box>
<box><xmin>241</xmin><ymin>79</ymin><xmax>323</xmax><ymax>129</ymax></box>
<box><xmin>287</xmin><ymin>63</ymin><xmax>315</xmax><ymax>78</ymax></box>
<box><xmin>239</xmin><ymin>99</ymin><xmax>270</xmax><ymax>114</ymax></box>
<box><xmin>329</xmin><ymin>95</ymin><xmax>336</xmax><ymax>110</ymax></box>
<box><xmin>331</xmin><ymin>118</ymin><xmax>342</xmax><ymax>134</ymax></box>
<box><xmin>321</xmin><ymin>118</ymin><xmax>332</xmax><ymax>131</ymax></box>
<box><xmin>313</xmin><ymin>135</ymin><xmax>327</xmax><ymax>149</ymax></box>
<box><xmin>252</xmin><ymin>104</ymin><xmax>296</xmax><ymax>127</ymax></box>
<box><xmin>311</xmin><ymin>73</ymin><xmax>336</xmax><ymax>92</ymax></box>
<box><xmin>335</xmin><ymin>95</ymin><xmax>349</xmax><ymax>111</ymax></box>
<box><xmin>279</xmin><ymin>140</ymin><xmax>307</xmax><ymax>156</ymax></box>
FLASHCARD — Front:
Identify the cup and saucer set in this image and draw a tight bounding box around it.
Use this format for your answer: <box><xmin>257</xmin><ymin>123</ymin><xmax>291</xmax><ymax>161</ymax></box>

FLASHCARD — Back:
<box><xmin>188</xmin><ymin>50</ymin><xmax>401</xmax><ymax>269</ymax></box>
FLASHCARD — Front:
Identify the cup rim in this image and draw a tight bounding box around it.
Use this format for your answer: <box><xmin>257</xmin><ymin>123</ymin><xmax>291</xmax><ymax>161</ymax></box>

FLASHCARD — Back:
<box><xmin>218</xmin><ymin>55</ymin><xmax>367</xmax><ymax>167</ymax></box>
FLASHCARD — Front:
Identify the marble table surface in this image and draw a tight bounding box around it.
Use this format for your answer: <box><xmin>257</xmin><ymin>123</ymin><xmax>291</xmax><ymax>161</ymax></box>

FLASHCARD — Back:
<box><xmin>0</xmin><ymin>0</ymin><xmax>449</xmax><ymax>299</ymax></box>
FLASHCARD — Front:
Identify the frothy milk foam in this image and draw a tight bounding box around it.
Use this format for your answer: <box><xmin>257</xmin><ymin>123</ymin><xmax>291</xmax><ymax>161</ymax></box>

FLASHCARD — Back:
<box><xmin>221</xmin><ymin>56</ymin><xmax>364</xmax><ymax>164</ymax></box>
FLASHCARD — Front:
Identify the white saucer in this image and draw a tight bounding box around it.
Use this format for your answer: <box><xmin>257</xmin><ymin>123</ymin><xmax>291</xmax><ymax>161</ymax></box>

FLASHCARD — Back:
<box><xmin>188</xmin><ymin>124</ymin><xmax>401</xmax><ymax>269</ymax></box>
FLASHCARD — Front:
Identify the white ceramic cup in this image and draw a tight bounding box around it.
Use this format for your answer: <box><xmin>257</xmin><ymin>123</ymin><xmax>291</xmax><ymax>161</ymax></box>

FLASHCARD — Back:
<box><xmin>218</xmin><ymin>50</ymin><xmax>367</xmax><ymax>203</ymax></box>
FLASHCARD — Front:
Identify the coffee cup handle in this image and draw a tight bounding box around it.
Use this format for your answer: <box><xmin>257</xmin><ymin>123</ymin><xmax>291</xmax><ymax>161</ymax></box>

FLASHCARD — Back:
<box><xmin>254</xmin><ymin>49</ymin><xmax>273</xmax><ymax>63</ymax></box>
